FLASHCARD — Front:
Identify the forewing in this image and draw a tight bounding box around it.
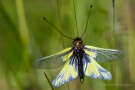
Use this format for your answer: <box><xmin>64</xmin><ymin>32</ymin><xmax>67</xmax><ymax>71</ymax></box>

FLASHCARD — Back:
<box><xmin>33</xmin><ymin>48</ymin><xmax>73</xmax><ymax>69</ymax></box>
<box><xmin>83</xmin><ymin>54</ymin><xmax>112</xmax><ymax>80</ymax></box>
<box><xmin>84</xmin><ymin>45</ymin><xmax>124</xmax><ymax>63</ymax></box>
<box><xmin>52</xmin><ymin>56</ymin><xmax>78</xmax><ymax>87</ymax></box>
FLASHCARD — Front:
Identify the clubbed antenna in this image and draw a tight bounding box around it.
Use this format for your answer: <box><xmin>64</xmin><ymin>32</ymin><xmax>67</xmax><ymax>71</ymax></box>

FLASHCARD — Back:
<box><xmin>80</xmin><ymin>5</ymin><xmax>93</xmax><ymax>38</ymax></box>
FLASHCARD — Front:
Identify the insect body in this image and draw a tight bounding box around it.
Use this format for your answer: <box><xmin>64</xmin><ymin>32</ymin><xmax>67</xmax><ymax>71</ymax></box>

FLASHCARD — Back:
<box><xmin>33</xmin><ymin>37</ymin><xmax>124</xmax><ymax>87</ymax></box>
<box><xmin>33</xmin><ymin>5</ymin><xmax>124</xmax><ymax>87</ymax></box>
<box><xmin>73</xmin><ymin>37</ymin><xmax>84</xmax><ymax>83</ymax></box>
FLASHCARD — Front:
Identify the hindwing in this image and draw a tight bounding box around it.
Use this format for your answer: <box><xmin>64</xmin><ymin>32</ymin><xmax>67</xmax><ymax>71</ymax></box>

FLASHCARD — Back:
<box><xmin>83</xmin><ymin>53</ymin><xmax>112</xmax><ymax>80</ymax></box>
<box><xmin>52</xmin><ymin>56</ymin><xmax>78</xmax><ymax>87</ymax></box>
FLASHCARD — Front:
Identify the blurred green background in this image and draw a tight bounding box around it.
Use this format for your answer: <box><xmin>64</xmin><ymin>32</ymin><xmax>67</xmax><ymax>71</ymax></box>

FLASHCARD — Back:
<box><xmin>0</xmin><ymin>0</ymin><xmax>135</xmax><ymax>90</ymax></box>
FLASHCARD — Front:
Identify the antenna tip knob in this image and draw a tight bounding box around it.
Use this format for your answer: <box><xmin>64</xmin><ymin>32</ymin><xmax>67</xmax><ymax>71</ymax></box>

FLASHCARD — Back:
<box><xmin>90</xmin><ymin>5</ymin><xmax>93</xmax><ymax>8</ymax></box>
<box><xmin>43</xmin><ymin>17</ymin><xmax>46</xmax><ymax>20</ymax></box>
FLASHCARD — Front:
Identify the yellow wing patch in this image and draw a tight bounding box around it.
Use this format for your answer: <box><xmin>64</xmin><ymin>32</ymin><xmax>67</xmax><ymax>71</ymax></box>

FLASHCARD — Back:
<box><xmin>52</xmin><ymin>57</ymin><xmax>78</xmax><ymax>87</ymax></box>
<box><xmin>85</xmin><ymin>50</ymin><xmax>96</xmax><ymax>57</ymax></box>
<box><xmin>59</xmin><ymin>48</ymin><xmax>72</xmax><ymax>54</ymax></box>
<box><xmin>59</xmin><ymin>48</ymin><xmax>73</xmax><ymax>61</ymax></box>
<box><xmin>85</xmin><ymin>45</ymin><xmax>99</xmax><ymax>49</ymax></box>
<box><xmin>63</xmin><ymin>51</ymin><xmax>73</xmax><ymax>61</ymax></box>
<box><xmin>83</xmin><ymin>54</ymin><xmax>112</xmax><ymax>80</ymax></box>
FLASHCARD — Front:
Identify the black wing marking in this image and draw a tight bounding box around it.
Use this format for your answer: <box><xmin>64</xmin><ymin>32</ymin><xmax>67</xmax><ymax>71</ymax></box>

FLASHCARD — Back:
<box><xmin>84</xmin><ymin>45</ymin><xmax>124</xmax><ymax>63</ymax></box>
<box><xmin>33</xmin><ymin>48</ymin><xmax>73</xmax><ymax>69</ymax></box>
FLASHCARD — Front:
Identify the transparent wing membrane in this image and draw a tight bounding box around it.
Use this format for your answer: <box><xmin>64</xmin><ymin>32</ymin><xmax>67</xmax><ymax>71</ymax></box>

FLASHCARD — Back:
<box><xmin>84</xmin><ymin>45</ymin><xmax>124</xmax><ymax>63</ymax></box>
<box><xmin>33</xmin><ymin>48</ymin><xmax>73</xmax><ymax>69</ymax></box>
